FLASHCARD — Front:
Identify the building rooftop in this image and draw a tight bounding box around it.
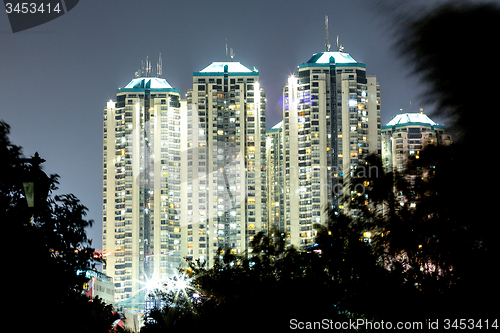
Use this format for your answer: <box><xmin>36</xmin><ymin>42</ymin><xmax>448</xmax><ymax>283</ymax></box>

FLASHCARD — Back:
<box><xmin>125</xmin><ymin>77</ymin><xmax>173</xmax><ymax>89</ymax></box>
<box><xmin>307</xmin><ymin>51</ymin><xmax>357</xmax><ymax>64</ymax></box>
<box><xmin>266</xmin><ymin>121</ymin><xmax>283</xmax><ymax>133</ymax></box>
<box><xmin>194</xmin><ymin>61</ymin><xmax>258</xmax><ymax>76</ymax></box>
<box><xmin>271</xmin><ymin>120</ymin><xmax>283</xmax><ymax>129</ymax></box>
<box><xmin>117</xmin><ymin>77</ymin><xmax>179</xmax><ymax>93</ymax></box>
<box><xmin>299</xmin><ymin>51</ymin><xmax>365</xmax><ymax>69</ymax></box>
<box><xmin>382</xmin><ymin>112</ymin><xmax>445</xmax><ymax>130</ymax></box>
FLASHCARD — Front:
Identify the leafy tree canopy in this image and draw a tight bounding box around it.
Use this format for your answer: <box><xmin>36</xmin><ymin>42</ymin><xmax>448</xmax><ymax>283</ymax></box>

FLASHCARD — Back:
<box><xmin>0</xmin><ymin>120</ymin><xmax>116</xmax><ymax>332</ymax></box>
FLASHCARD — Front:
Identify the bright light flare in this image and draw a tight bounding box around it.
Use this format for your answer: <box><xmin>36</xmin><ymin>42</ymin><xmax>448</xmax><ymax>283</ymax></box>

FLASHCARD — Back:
<box><xmin>166</xmin><ymin>270</ymin><xmax>191</xmax><ymax>293</ymax></box>
<box><xmin>140</xmin><ymin>276</ymin><xmax>162</xmax><ymax>293</ymax></box>
<box><xmin>174</xmin><ymin>278</ymin><xmax>187</xmax><ymax>291</ymax></box>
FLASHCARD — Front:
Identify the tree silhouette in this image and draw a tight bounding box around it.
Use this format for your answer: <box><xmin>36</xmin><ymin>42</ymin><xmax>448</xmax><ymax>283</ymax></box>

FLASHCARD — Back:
<box><xmin>396</xmin><ymin>3</ymin><xmax>500</xmax><ymax>145</ymax></box>
<box><xmin>0</xmin><ymin>120</ymin><xmax>116</xmax><ymax>332</ymax></box>
<box><xmin>392</xmin><ymin>2</ymin><xmax>500</xmax><ymax>319</ymax></box>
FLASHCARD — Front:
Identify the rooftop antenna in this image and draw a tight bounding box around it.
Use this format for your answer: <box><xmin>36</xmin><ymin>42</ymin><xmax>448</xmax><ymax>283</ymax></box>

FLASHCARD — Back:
<box><xmin>140</xmin><ymin>60</ymin><xmax>145</xmax><ymax>77</ymax></box>
<box><xmin>225</xmin><ymin>39</ymin><xmax>228</xmax><ymax>61</ymax></box>
<box><xmin>325</xmin><ymin>15</ymin><xmax>331</xmax><ymax>52</ymax></box>
<box><xmin>157</xmin><ymin>53</ymin><xmax>162</xmax><ymax>77</ymax></box>
<box><xmin>420</xmin><ymin>107</ymin><xmax>424</xmax><ymax>114</ymax></box>
<box><xmin>337</xmin><ymin>35</ymin><xmax>344</xmax><ymax>52</ymax></box>
<box><xmin>146</xmin><ymin>56</ymin><xmax>151</xmax><ymax>77</ymax></box>
<box><xmin>230</xmin><ymin>48</ymin><xmax>235</xmax><ymax>60</ymax></box>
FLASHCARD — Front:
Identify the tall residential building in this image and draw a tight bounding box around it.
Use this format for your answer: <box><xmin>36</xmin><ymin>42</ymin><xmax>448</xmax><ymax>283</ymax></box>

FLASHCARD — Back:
<box><xmin>102</xmin><ymin>58</ymin><xmax>184</xmax><ymax>307</ymax></box>
<box><xmin>381</xmin><ymin>110</ymin><xmax>452</xmax><ymax>173</ymax></box>
<box><xmin>266</xmin><ymin>121</ymin><xmax>285</xmax><ymax>236</ymax></box>
<box><xmin>282</xmin><ymin>49</ymin><xmax>381</xmax><ymax>250</ymax></box>
<box><xmin>381</xmin><ymin>111</ymin><xmax>451</xmax><ymax>209</ymax></box>
<box><xmin>184</xmin><ymin>61</ymin><xmax>267</xmax><ymax>265</ymax></box>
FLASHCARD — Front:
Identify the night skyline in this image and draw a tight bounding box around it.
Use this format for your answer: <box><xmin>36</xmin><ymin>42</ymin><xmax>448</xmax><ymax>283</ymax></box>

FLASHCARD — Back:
<box><xmin>1</xmin><ymin>0</ymin><xmax>490</xmax><ymax>252</ymax></box>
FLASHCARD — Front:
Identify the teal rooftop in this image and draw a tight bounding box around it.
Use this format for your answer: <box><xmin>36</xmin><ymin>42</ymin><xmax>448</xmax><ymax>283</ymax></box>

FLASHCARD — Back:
<box><xmin>299</xmin><ymin>51</ymin><xmax>365</xmax><ymax>68</ymax></box>
<box><xmin>383</xmin><ymin>112</ymin><xmax>445</xmax><ymax>130</ymax></box>
<box><xmin>125</xmin><ymin>77</ymin><xmax>173</xmax><ymax>89</ymax></box>
<box><xmin>194</xmin><ymin>62</ymin><xmax>258</xmax><ymax>76</ymax></box>
<box><xmin>307</xmin><ymin>51</ymin><xmax>357</xmax><ymax>64</ymax></box>
<box><xmin>271</xmin><ymin>120</ymin><xmax>283</xmax><ymax>129</ymax></box>
<box><xmin>118</xmin><ymin>77</ymin><xmax>179</xmax><ymax>93</ymax></box>
<box><xmin>266</xmin><ymin>121</ymin><xmax>283</xmax><ymax>133</ymax></box>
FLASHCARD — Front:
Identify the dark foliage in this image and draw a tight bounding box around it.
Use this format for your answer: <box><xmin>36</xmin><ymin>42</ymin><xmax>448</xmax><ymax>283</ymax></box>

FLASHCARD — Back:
<box><xmin>142</xmin><ymin>147</ymin><xmax>494</xmax><ymax>329</ymax></box>
<box><xmin>0</xmin><ymin>120</ymin><xmax>116</xmax><ymax>332</ymax></box>
<box><xmin>393</xmin><ymin>2</ymin><xmax>500</xmax><ymax>318</ymax></box>
<box><xmin>396</xmin><ymin>2</ymin><xmax>500</xmax><ymax>144</ymax></box>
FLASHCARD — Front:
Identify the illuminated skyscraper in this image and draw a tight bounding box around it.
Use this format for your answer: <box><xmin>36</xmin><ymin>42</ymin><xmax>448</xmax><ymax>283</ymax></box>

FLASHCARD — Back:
<box><xmin>381</xmin><ymin>110</ymin><xmax>452</xmax><ymax>172</ymax></box>
<box><xmin>102</xmin><ymin>57</ymin><xmax>184</xmax><ymax>307</ymax></box>
<box><xmin>282</xmin><ymin>48</ymin><xmax>381</xmax><ymax>249</ymax></box>
<box><xmin>184</xmin><ymin>61</ymin><xmax>267</xmax><ymax>265</ymax></box>
<box><xmin>381</xmin><ymin>110</ymin><xmax>451</xmax><ymax>209</ymax></box>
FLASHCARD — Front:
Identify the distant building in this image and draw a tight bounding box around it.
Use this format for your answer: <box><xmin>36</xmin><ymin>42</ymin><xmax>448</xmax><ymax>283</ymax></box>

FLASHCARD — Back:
<box><xmin>78</xmin><ymin>269</ymin><xmax>114</xmax><ymax>306</ymax></box>
<box><xmin>266</xmin><ymin>121</ymin><xmax>284</xmax><ymax>236</ymax></box>
<box><xmin>282</xmin><ymin>48</ymin><xmax>380</xmax><ymax>249</ymax></box>
<box><xmin>381</xmin><ymin>110</ymin><xmax>452</xmax><ymax>208</ymax></box>
<box><xmin>184</xmin><ymin>61</ymin><xmax>267</xmax><ymax>265</ymax></box>
<box><xmin>381</xmin><ymin>110</ymin><xmax>452</xmax><ymax>173</ymax></box>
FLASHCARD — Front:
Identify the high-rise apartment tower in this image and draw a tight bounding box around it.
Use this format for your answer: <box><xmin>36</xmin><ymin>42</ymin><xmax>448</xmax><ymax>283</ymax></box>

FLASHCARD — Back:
<box><xmin>381</xmin><ymin>110</ymin><xmax>452</xmax><ymax>173</ymax></box>
<box><xmin>184</xmin><ymin>61</ymin><xmax>267</xmax><ymax>265</ymax></box>
<box><xmin>102</xmin><ymin>58</ymin><xmax>184</xmax><ymax>307</ymax></box>
<box><xmin>282</xmin><ymin>48</ymin><xmax>381</xmax><ymax>250</ymax></box>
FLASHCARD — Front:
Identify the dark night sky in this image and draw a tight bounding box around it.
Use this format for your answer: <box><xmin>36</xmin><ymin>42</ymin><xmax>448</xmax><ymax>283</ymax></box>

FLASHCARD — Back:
<box><xmin>0</xmin><ymin>0</ymin><xmax>491</xmax><ymax>251</ymax></box>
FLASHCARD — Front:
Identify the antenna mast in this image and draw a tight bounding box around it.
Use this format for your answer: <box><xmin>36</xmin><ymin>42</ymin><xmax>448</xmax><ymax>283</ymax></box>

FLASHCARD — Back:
<box><xmin>146</xmin><ymin>56</ymin><xmax>151</xmax><ymax>77</ymax></box>
<box><xmin>140</xmin><ymin>60</ymin><xmax>145</xmax><ymax>77</ymax></box>
<box><xmin>325</xmin><ymin>15</ymin><xmax>331</xmax><ymax>52</ymax></box>
<box><xmin>225</xmin><ymin>39</ymin><xmax>228</xmax><ymax>61</ymax></box>
<box><xmin>157</xmin><ymin>53</ymin><xmax>162</xmax><ymax>77</ymax></box>
<box><xmin>337</xmin><ymin>35</ymin><xmax>344</xmax><ymax>52</ymax></box>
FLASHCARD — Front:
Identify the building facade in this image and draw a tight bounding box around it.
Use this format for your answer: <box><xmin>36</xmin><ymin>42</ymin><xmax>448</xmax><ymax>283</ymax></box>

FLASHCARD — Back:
<box><xmin>381</xmin><ymin>111</ymin><xmax>451</xmax><ymax>209</ymax></box>
<box><xmin>381</xmin><ymin>110</ymin><xmax>452</xmax><ymax>173</ymax></box>
<box><xmin>102</xmin><ymin>65</ymin><xmax>184</xmax><ymax>306</ymax></box>
<box><xmin>184</xmin><ymin>61</ymin><xmax>267</xmax><ymax>265</ymax></box>
<box><xmin>78</xmin><ymin>269</ymin><xmax>115</xmax><ymax>306</ymax></box>
<box><xmin>282</xmin><ymin>50</ymin><xmax>381</xmax><ymax>249</ymax></box>
<box><xmin>266</xmin><ymin>121</ymin><xmax>285</xmax><ymax>236</ymax></box>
